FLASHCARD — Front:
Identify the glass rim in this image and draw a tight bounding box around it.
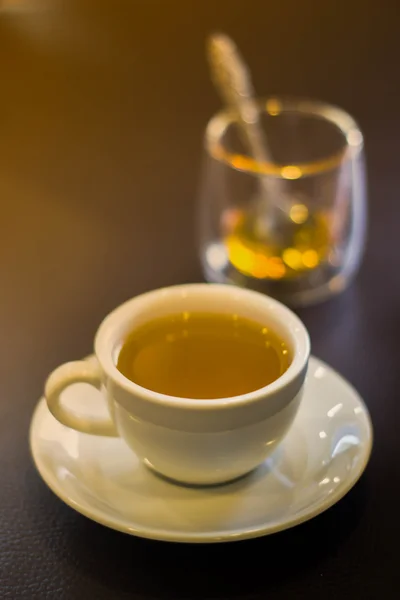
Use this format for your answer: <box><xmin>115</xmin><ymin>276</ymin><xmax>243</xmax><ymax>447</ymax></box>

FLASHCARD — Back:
<box><xmin>205</xmin><ymin>96</ymin><xmax>364</xmax><ymax>179</ymax></box>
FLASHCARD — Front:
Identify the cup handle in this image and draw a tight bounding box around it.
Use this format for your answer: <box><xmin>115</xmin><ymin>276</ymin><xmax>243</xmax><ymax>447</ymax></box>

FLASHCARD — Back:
<box><xmin>45</xmin><ymin>358</ymin><xmax>118</xmax><ymax>437</ymax></box>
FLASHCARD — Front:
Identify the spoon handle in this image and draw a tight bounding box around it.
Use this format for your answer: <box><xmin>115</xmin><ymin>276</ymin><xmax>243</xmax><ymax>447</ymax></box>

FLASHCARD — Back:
<box><xmin>207</xmin><ymin>33</ymin><xmax>283</xmax><ymax>219</ymax></box>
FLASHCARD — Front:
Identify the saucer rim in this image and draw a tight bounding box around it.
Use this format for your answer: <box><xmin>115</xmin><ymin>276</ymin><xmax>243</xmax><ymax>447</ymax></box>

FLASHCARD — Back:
<box><xmin>30</xmin><ymin>355</ymin><xmax>373</xmax><ymax>543</ymax></box>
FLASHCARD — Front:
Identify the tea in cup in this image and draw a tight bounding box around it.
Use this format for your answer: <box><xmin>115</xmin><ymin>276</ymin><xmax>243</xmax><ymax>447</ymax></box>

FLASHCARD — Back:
<box><xmin>45</xmin><ymin>284</ymin><xmax>310</xmax><ymax>485</ymax></box>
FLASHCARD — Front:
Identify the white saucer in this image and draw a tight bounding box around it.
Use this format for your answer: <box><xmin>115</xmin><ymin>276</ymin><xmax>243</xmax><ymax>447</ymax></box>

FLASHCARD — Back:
<box><xmin>30</xmin><ymin>356</ymin><xmax>372</xmax><ymax>543</ymax></box>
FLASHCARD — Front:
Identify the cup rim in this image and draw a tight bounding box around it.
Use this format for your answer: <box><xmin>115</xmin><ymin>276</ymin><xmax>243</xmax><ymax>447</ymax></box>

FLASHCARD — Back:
<box><xmin>205</xmin><ymin>96</ymin><xmax>364</xmax><ymax>179</ymax></box>
<box><xmin>95</xmin><ymin>284</ymin><xmax>310</xmax><ymax>410</ymax></box>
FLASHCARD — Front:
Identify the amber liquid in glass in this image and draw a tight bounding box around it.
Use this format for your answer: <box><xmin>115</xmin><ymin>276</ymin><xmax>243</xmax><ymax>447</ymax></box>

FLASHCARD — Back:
<box><xmin>223</xmin><ymin>207</ymin><xmax>332</xmax><ymax>281</ymax></box>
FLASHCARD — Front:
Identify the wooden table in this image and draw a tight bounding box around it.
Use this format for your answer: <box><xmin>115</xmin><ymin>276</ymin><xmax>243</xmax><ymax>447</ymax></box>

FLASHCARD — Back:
<box><xmin>0</xmin><ymin>1</ymin><xmax>398</xmax><ymax>598</ymax></box>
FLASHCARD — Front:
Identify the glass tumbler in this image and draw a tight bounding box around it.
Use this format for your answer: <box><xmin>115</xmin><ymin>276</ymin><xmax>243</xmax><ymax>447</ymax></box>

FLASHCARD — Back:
<box><xmin>198</xmin><ymin>97</ymin><xmax>367</xmax><ymax>306</ymax></box>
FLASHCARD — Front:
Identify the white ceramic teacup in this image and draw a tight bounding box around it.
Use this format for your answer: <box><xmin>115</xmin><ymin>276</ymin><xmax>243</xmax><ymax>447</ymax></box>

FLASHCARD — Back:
<box><xmin>45</xmin><ymin>284</ymin><xmax>310</xmax><ymax>485</ymax></box>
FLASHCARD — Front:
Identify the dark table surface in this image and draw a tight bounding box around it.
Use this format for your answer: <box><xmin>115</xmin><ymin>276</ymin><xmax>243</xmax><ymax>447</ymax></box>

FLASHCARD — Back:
<box><xmin>0</xmin><ymin>1</ymin><xmax>399</xmax><ymax>598</ymax></box>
